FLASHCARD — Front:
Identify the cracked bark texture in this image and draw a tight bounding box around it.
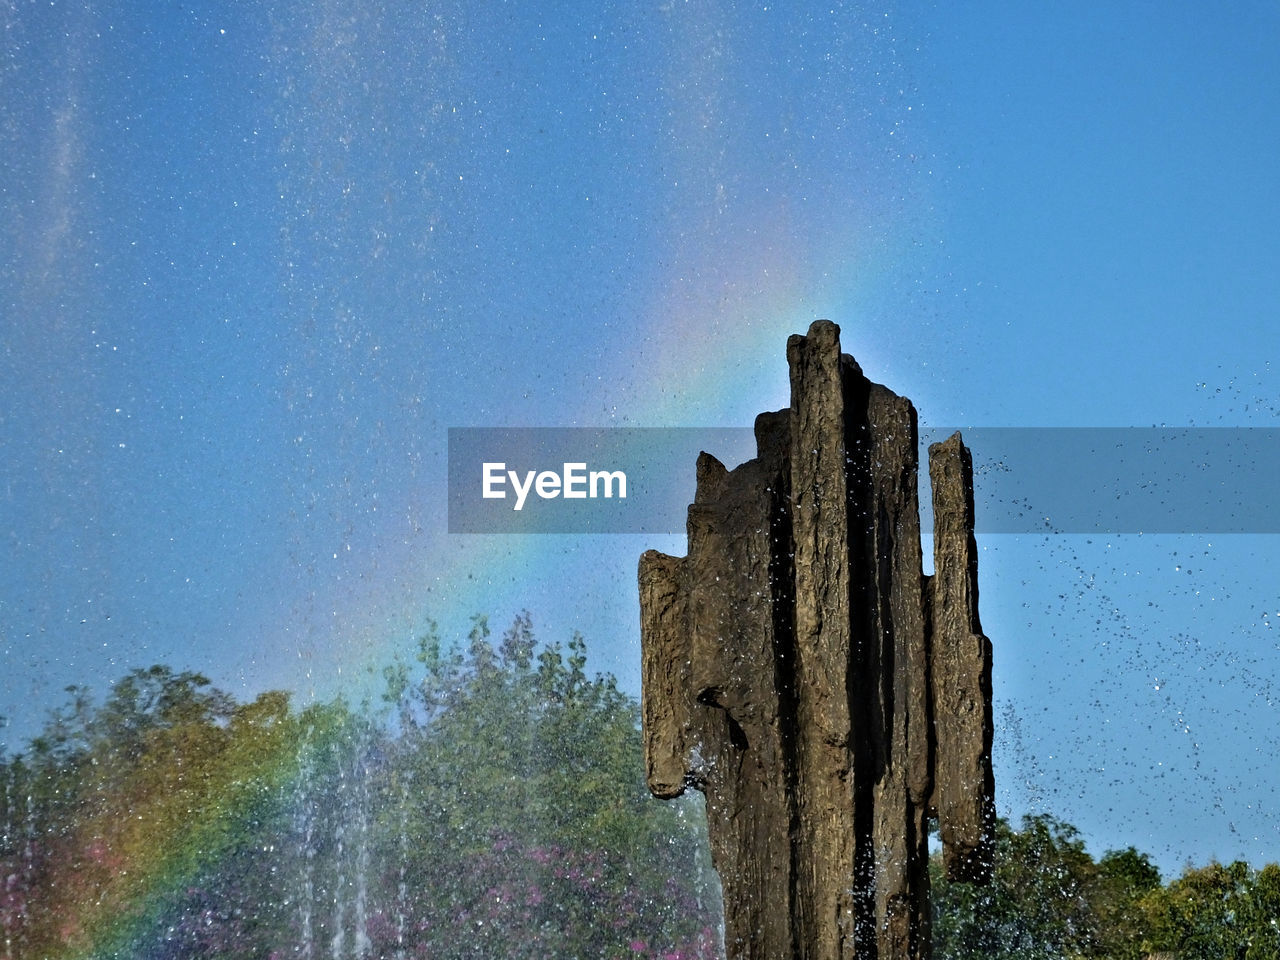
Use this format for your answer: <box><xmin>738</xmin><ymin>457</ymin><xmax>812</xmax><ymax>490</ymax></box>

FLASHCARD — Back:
<box><xmin>640</xmin><ymin>320</ymin><xmax>994</xmax><ymax>960</ymax></box>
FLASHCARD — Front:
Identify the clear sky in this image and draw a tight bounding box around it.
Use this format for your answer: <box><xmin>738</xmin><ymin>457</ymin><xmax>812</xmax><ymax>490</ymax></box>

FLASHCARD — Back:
<box><xmin>3</xmin><ymin>1</ymin><xmax>1279</xmax><ymax>877</ymax></box>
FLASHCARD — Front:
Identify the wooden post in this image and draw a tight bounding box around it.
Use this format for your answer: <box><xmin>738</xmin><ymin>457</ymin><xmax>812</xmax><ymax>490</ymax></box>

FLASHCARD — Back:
<box><xmin>640</xmin><ymin>320</ymin><xmax>994</xmax><ymax>960</ymax></box>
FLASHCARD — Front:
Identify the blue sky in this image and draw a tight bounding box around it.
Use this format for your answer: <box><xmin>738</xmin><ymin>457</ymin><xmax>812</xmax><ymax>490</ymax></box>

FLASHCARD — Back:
<box><xmin>3</xmin><ymin>1</ymin><xmax>1279</xmax><ymax>877</ymax></box>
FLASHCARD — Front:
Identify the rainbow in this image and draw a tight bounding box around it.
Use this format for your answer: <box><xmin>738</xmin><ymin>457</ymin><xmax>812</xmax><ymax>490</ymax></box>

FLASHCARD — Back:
<box><xmin>15</xmin><ymin>697</ymin><xmax>366</xmax><ymax>959</ymax></box>
<box><xmin>10</xmin><ymin>6</ymin><xmax>929</xmax><ymax>954</ymax></box>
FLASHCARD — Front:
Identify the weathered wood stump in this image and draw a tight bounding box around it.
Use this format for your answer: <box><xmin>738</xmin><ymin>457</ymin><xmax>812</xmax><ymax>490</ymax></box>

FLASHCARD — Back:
<box><xmin>639</xmin><ymin>320</ymin><xmax>994</xmax><ymax>960</ymax></box>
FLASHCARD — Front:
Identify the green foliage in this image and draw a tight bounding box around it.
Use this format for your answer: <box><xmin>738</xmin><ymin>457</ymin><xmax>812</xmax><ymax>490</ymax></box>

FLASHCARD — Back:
<box><xmin>0</xmin><ymin>613</ymin><xmax>717</xmax><ymax>960</ymax></box>
<box><xmin>933</xmin><ymin>815</ymin><xmax>1102</xmax><ymax>960</ymax></box>
<box><xmin>933</xmin><ymin>814</ymin><xmax>1280</xmax><ymax>960</ymax></box>
<box><xmin>383</xmin><ymin>610</ymin><xmax>716</xmax><ymax>957</ymax></box>
<box><xmin>6</xmin><ymin>616</ymin><xmax>1280</xmax><ymax>960</ymax></box>
<box><xmin>1094</xmin><ymin>847</ymin><xmax>1162</xmax><ymax>960</ymax></box>
<box><xmin>1141</xmin><ymin>859</ymin><xmax>1280</xmax><ymax>960</ymax></box>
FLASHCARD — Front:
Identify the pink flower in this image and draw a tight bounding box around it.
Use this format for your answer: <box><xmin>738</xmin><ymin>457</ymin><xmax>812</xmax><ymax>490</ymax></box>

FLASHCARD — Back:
<box><xmin>528</xmin><ymin>846</ymin><xmax>552</xmax><ymax>864</ymax></box>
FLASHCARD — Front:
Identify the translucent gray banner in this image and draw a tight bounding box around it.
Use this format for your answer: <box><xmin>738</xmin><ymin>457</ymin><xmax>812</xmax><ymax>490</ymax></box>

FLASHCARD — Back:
<box><xmin>448</xmin><ymin>427</ymin><xmax>1280</xmax><ymax>534</ymax></box>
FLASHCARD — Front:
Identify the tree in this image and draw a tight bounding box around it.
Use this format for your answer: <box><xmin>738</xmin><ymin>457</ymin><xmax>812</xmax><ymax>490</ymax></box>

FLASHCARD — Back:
<box><xmin>933</xmin><ymin>815</ymin><xmax>1100</xmax><ymax>960</ymax></box>
<box><xmin>1093</xmin><ymin>846</ymin><xmax>1162</xmax><ymax>960</ymax></box>
<box><xmin>1</xmin><ymin>617</ymin><xmax>720</xmax><ymax>959</ymax></box>
<box><xmin>1142</xmin><ymin>859</ymin><xmax>1280</xmax><ymax>960</ymax></box>
<box><xmin>22</xmin><ymin>616</ymin><xmax>1280</xmax><ymax>960</ymax></box>
<box><xmin>381</xmin><ymin>612</ymin><xmax>719</xmax><ymax>958</ymax></box>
